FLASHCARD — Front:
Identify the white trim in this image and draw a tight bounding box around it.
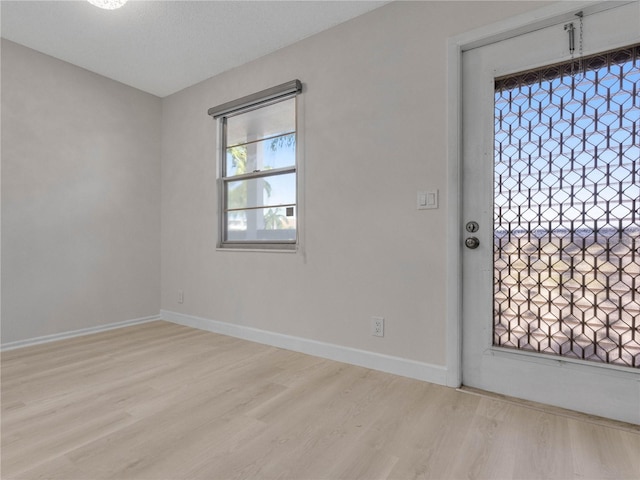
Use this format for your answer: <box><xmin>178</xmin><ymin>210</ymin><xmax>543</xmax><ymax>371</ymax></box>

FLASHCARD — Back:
<box><xmin>0</xmin><ymin>315</ymin><xmax>161</xmax><ymax>351</ymax></box>
<box><xmin>453</xmin><ymin>1</ymin><xmax>635</xmax><ymax>52</ymax></box>
<box><xmin>489</xmin><ymin>347</ymin><xmax>640</xmax><ymax>379</ymax></box>
<box><xmin>444</xmin><ymin>0</ymin><xmax>633</xmax><ymax>391</ymax></box>
<box><xmin>161</xmin><ymin>310</ymin><xmax>448</xmax><ymax>385</ymax></box>
<box><xmin>445</xmin><ymin>37</ymin><xmax>463</xmax><ymax>388</ymax></box>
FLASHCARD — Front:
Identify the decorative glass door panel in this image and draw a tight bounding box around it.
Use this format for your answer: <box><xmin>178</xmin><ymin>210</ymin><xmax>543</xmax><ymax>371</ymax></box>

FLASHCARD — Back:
<box><xmin>493</xmin><ymin>45</ymin><xmax>640</xmax><ymax>368</ymax></box>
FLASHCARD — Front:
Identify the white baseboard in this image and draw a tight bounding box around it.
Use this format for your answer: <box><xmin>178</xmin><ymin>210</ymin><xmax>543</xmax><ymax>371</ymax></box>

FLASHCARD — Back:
<box><xmin>0</xmin><ymin>315</ymin><xmax>162</xmax><ymax>351</ymax></box>
<box><xmin>161</xmin><ymin>310</ymin><xmax>448</xmax><ymax>386</ymax></box>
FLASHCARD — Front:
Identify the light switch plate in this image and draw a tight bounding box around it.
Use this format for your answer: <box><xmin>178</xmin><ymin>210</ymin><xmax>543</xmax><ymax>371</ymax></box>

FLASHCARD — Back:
<box><xmin>417</xmin><ymin>190</ymin><xmax>438</xmax><ymax>210</ymax></box>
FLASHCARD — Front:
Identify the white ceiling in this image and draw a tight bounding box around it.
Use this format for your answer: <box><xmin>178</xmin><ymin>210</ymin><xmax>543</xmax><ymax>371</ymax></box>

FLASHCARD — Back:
<box><xmin>0</xmin><ymin>0</ymin><xmax>388</xmax><ymax>97</ymax></box>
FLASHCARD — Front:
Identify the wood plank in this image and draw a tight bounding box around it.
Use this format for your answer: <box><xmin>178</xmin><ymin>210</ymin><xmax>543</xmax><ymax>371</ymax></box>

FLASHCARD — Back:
<box><xmin>2</xmin><ymin>321</ymin><xmax>639</xmax><ymax>479</ymax></box>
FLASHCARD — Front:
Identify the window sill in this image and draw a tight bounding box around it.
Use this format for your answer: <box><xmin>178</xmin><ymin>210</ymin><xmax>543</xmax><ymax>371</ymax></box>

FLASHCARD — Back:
<box><xmin>216</xmin><ymin>246</ymin><xmax>297</xmax><ymax>254</ymax></box>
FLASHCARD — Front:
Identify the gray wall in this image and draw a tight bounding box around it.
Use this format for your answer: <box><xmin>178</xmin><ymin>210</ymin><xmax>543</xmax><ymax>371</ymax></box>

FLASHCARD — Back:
<box><xmin>1</xmin><ymin>1</ymin><xmax>547</xmax><ymax>359</ymax></box>
<box><xmin>1</xmin><ymin>39</ymin><xmax>162</xmax><ymax>343</ymax></box>
<box><xmin>161</xmin><ymin>1</ymin><xmax>547</xmax><ymax>366</ymax></box>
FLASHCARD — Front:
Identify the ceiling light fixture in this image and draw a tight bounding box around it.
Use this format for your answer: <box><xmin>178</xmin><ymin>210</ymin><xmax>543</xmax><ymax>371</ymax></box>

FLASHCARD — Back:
<box><xmin>87</xmin><ymin>0</ymin><xmax>128</xmax><ymax>10</ymax></box>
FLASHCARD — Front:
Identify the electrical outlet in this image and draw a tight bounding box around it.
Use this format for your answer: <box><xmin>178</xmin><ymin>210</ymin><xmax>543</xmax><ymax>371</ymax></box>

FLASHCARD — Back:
<box><xmin>178</xmin><ymin>290</ymin><xmax>184</xmax><ymax>304</ymax></box>
<box><xmin>372</xmin><ymin>317</ymin><xmax>384</xmax><ymax>337</ymax></box>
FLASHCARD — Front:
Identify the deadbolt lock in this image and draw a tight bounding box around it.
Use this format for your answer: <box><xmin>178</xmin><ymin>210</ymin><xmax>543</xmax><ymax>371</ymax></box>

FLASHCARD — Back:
<box><xmin>466</xmin><ymin>221</ymin><xmax>479</xmax><ymax>233</ymax></box>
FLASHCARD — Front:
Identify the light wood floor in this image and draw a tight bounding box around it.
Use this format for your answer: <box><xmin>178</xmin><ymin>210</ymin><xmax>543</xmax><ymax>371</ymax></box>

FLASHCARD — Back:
<box><xmin>2</xmin><ymin>321</ymin><xmax>639</xmax><ymax>480</ymax></box>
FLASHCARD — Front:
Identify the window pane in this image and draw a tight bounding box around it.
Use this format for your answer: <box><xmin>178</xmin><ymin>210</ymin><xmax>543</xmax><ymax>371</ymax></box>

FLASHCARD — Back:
<box><xmin>226</xmin><ymin>97</ymin><xmax>295</xmax><ymax>148</ymax></box>
<box><xmin>225</xmin><ymin>134</ymin><xmax>296</xmax><ymax>177</ymax></box>
<box><xmin>226</xmin><ymin>172</ymin><xmax>296</xmax><ymax>211</ymax></box>
<box><xmin>225</xmin><ymin>206</ymin><xmax>296</xmax><ymax>242</ymax></box>
<box><xmin>493</xmin><ymin>44</ymin><xmax>640</xmax><ymax>367</ymax></box>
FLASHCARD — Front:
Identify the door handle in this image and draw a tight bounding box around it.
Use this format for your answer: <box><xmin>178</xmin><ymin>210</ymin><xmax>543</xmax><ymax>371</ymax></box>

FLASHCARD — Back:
<box><xmin>465</xmin><ymin>237</ymin><xmax>480</xmax><ymax>249</ymax></box>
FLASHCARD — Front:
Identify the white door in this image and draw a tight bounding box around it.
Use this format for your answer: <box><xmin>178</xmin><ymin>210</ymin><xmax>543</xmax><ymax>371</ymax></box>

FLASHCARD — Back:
<box><xmin>462</xmin><ymin>1</ymin><xmax>640</xmax><ymax>424</ymax></box>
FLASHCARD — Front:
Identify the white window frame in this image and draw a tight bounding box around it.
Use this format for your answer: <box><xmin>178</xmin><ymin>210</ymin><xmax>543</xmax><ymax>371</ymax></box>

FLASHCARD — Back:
<box><xmin>209</xmin><ymin>80</ymin><xmax>302</xmax><ymax>251</ymax></box>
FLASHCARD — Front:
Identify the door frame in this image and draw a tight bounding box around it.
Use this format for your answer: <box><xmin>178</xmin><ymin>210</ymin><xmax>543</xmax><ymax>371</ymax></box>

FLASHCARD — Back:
<box><xmin>445</xmin><ymin>0</ymin><xmax>639</xmax><ymax>388</ymax></box>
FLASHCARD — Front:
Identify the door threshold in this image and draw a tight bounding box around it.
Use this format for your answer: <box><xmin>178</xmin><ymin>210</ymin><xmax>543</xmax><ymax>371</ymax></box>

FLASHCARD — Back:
<box><xmin>458</xmin><ymin>386</ymin><xmax>640</xmax><ymax>433</ymax></box>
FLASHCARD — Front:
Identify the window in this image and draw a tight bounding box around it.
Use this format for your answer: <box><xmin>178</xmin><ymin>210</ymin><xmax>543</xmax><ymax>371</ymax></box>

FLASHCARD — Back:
<box><xmin>208</xmin><ymin>80</ymin><xmax>301</xmax><ymax>249</ymax></box>
<box><xmin>493</xmin><ymin>45</ymin><xmax>639</xmax><ymax>367</ymax></box>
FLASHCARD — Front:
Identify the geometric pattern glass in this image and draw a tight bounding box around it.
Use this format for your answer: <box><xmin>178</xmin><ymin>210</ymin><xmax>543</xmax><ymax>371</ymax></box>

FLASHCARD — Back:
<box><xmin>493</xmin><ymin>44</ymin><xmax>639</xmax><ymax>368</ymax></box>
